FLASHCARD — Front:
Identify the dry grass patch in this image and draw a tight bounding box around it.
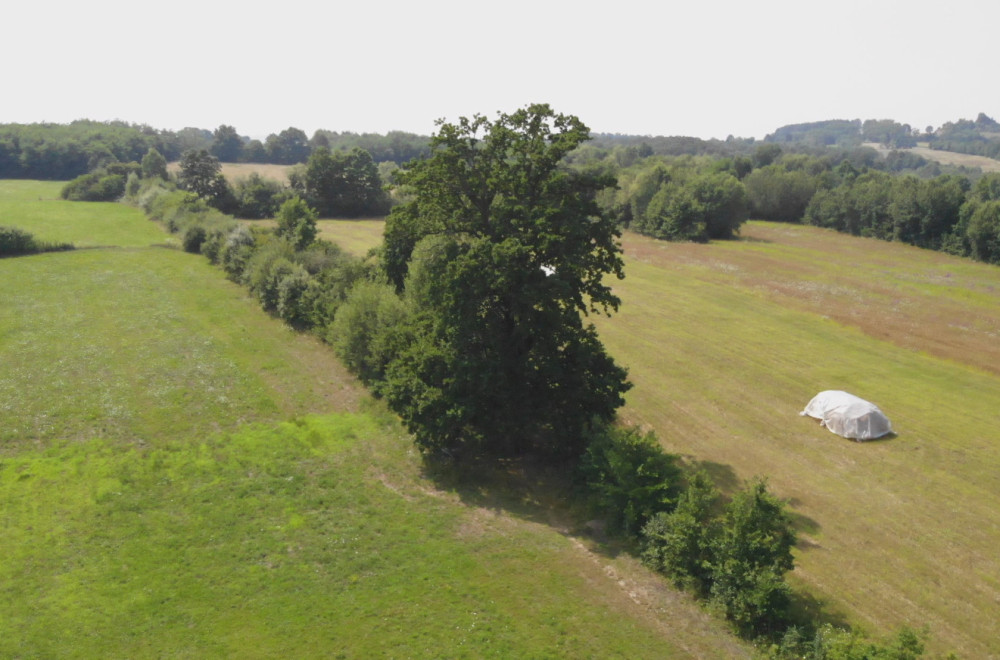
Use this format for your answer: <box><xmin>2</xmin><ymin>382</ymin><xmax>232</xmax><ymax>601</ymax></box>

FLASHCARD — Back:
<box><xmin>315</xmin><ymin>219</ymin><xmax>386</xmax><ymax>256</ymax></box>
<box><xmin>595</xmin><ymin>225</ymin><xmax>1000</xmax><ymax>656</ymax></box>
<box><xmin>167</xmin><ymin>162</ymin><xmax>294</xmax><ymax>184</ymax></box>
<box><xmin>863</xmin><ymin>142</ymin><xmax>1000</xmax><ymax>172</ymax></box>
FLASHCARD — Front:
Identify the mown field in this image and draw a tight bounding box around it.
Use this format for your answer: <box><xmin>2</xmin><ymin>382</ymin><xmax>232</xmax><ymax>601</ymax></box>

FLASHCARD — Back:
<box><xmin>321</xmin><ymin>219</ymin><xmax>1000</xmax><ymax>657</ymax></box>
<box><xmin>0</xmin><ymin>182</ymin><xmax>745</xmax><ymax>658</ymax></box>
<box><xmin>863</xmin><ymin>142</ymin><xmax>1000</xmax><ymax>173</ymax></box>
<box><xmin>166</xmin><ymin>162</ymin><xmax>294</xmax><ymax>185</ymax></box>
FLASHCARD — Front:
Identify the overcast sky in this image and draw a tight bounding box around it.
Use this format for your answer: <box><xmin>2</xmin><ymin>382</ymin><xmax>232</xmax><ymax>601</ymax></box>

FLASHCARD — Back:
<box><xmin>4</xmin><ymin>0</ymin><xmax>997</xmax><ymax>141</ymax></box>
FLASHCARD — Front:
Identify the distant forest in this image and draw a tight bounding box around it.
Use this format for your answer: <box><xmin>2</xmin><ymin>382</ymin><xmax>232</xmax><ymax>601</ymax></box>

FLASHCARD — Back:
<box><xmin>3</xmin><ymin>113</ymin><xmax>1000</xmax><ymax>180</ymax></box>
<box><xmin>0</xmin><ymin>121</ymin><xmax>430</xmax><ymax>180</ymax></box>
<box><xmin>5</xmin><ymin>112</ymin><xmax>1000</xmax><ymax>265</ymax></box>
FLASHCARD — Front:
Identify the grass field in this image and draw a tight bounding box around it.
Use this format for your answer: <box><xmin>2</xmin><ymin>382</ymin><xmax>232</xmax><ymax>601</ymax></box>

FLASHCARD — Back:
<box><xmin>0</xmin><ymin>182</ymin><xmax>745</xmax><ymax>658</ymax></box>
<box><xmin>319</xmin><ymin>219</ymin><xmax>1000</xmax><ymax>656</ymax></box>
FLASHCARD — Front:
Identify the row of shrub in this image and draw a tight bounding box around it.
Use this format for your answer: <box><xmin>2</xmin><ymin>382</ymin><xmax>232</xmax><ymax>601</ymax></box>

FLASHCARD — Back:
<box><xmin>576</xmin><ymin>425</ymin><xmax>928</xmax><ymax>657</ymax></box>
<box><xmin>0</xmin><ymin>226</ymin><xmax>73</xmax><ymax>257</ymax></box>
<box><xmin>127</xmin><ymin>176</ymin><xmax>928</xmax><ymax>658</ymax></box>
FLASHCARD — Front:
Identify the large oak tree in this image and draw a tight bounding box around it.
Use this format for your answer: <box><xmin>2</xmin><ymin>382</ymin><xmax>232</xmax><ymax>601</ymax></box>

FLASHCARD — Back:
<box><xmin>380</xmin><ymin>104</ymin><xmax>630</xmax><ymax>460</ymax></box>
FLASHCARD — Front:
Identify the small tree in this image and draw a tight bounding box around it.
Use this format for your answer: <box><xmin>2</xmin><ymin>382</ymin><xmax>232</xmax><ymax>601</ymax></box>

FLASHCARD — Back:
<box><xmin>709</xmin><ymin>478</ymin><xmax>796</xmax><ymax>638</ymax></box>
<box><xmin>578</xmin><ymin>425</ymin><xmax>682</xmax><ymax>536</ymax></box>
<box><xmin>275</xmin><ymin>196</ymin><xmax>318</xmax><ymax>250</ymax></box>
<box><xmin>642</xmin><ymin>470</ymin><xmax>719</xmax><ymax>592</ymax></box>
<box><xmin>178</xmin><ymin>149</ymin><xmax>235</xmax><ymax>212</ymax></box>
<box><xmin>141</xmin><ymin>147</ymin><xmax>168</xmax><ymax>180</ymax></box>
<box><xmin>211</xmin><ymin>124</ymin><xmax>244</xmax><ymax>163</ymax></box>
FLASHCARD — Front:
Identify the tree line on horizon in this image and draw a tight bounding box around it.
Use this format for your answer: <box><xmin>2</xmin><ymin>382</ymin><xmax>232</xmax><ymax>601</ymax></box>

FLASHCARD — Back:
<box><xmin>0</xmin><ymin>120</ymin><xmax>430</xmax><ymax>181</ymax></box>
<box><xmin>4</xmin><ymin>111</ymin><xmax>998</xmax><ymax>182</ymax></box>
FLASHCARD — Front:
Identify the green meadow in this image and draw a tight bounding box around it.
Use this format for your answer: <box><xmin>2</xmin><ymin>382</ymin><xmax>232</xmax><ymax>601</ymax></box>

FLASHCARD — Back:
<box><xmin>1</xmin><ymin>182</ymin><xmax>743</xmax><ymax>658</ymax></box>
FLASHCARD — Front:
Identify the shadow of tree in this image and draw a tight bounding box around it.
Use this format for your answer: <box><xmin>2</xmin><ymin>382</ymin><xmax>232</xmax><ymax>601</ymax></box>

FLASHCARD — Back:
<box><xmin>419</xmin><ymin>447</ymin><xmax>851</xmax><ymax>643</ymax></box>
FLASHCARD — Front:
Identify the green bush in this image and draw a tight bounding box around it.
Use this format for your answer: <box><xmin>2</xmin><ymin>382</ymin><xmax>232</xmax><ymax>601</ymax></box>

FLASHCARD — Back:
<box><xmin>0</xmin><ymin>226</ymin><xmax>39</xmax><ymax>255</ymax></box>
<box><xmin>709</xmin><ymin>479</ymin><xmax>796</xmax><ymax>638</ymax></box>
<box><xmin>0</xmin><ymin>226</ymin><xmax>72</xmax><ymax>257</ymax></box>
<box><xmin>330</xmin><ymin>280</ymin><xmax>411</xmax><ymax>385</ymax></box>
<box><xmin>61</xmin><ymin>172</ymin><xmax>127</xmax><ymax>202</ymax></box>
<box><xmin>276</xmin><ymin>196</ymin><xmax>318</xmax><ymax>250</ymax></box>
<box><xmin>220</xmin><ymin>225</ymin><xmax>256</xmax><ymax>281</ymax></box>
<box><xmin>182</xmin><ymin>225</ymin><xmax>207</xmax><ymax>254</ymax></box>
<box><xmin>276</xmin><ymin>266</ymin><xmax>318</xmax><ymax>327</ymax></box>
<box><xmin>578</xmin><ymin>425</ymin><xmax>682</xmax><ymax>537</ymax></box>
<box><xmin>641</xmin><ymin>470</ymin><xmax>718</xmax><ymax>592</ymax></box>
<box><xmin>768</xmin><ymin>624</ymin><xmax>926</xmax><ymax>659</ymax></box>
<box><xmin>233</xmin><ymin>173</ymin><xmax>287</xmax><ymax>219</ymax></box>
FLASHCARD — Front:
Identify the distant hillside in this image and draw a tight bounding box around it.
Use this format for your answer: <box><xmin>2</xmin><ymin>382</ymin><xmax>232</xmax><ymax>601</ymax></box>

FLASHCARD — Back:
<box><xmin>863</xmin><ymin>142</ymin><xmax>1000</xmax><ymax>173</ymax></box>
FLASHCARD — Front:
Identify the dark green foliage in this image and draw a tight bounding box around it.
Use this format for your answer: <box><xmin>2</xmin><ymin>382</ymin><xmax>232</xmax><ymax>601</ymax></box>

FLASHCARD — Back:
<box><xmin>275</xmin><ymin>197</ymin><xmax>318</xmax><ymax>250</ymax></box>
<box><xmin>641</xmin><ymin>471</ymin><xmax>718</xmax><ymax>591</ymax></box>
<box><xmin>804</xmin><ymin>171</ymin><xmax>969</xmax><ymax>251</ymax></box>
<box><xmin>0</xmin><ymin>226</ymin><xmax>37</xmax><ymax>255</ymax></box>
<box><xmin>769</xmin><ymin>624</ymin><xmax>926</xmax><ymax>659</ymax></box>
<box><xmin>60</xmin><ymin>172</ymin><xmax>127</xmax><ymax>202</ymax></box>
<box><xmin>240</xmin><ymin>139</ymin><xmax>268</xmax><ymax>163</ymax></box>
<box><xmin>765</xmin><ymin>120</ymin><xmax>863</xmax><ymax>147</ymax></box>
<box><xmin>0</xmin><ymin>120</ymin><xmax>178</xmax><ymax>180</ymax></box>
<box><xmin>330</xmin><ymin>281</ymin><xmax>412</xmax><ymax>385</ymax></box>
<box><xmin>381</xmin><ymin>104</ymin><xmax>630</xmax><ymax>461</ymax></box>
<box><xmin>0</xmin><ymin>226</ymin><xmax>72</xmax><ymax>256</ymax></box>
<box><xmin>232</xmin><ymin>173</ymin><xmax>286</xmax><ymax>219</ymax></box>
<box><xmin>862</xmin><ymin>120</ymin><xmax>917</xmax><ymax>148</ymax></box>
<box><xmin>744</xmin><ymin>166</ymin><xmax>820</xmax><ymax>222</ymax></box>
<box><xmin>182</xmin><ymin>225</ymin><xmax>207</xmax><ymax>254</ymax></box>
<box><xmin>309</xmin><ymin>129</ymin><xmax>430</xmax><ymax>164</ymax></box>
<box><xmin>297</xmin><ymin>147</ymin><xmax>390</xmax><ymax>217</ymax></box>
<box><xmin>178</xmin><ymin>149</ymin><xmax>236</xmax><ymax>212</ymax></box>
<box><xmin>210</xmin><ymin>125</ymin><xmax>244</xmax><ymax>162</ymax></box>
<box><xmin>640</xmin><ymin>475</ymin><xmax>797</xmax><ymax>640</ymax></box>
<box><xmin>709</xmin><ymin>479</ymin><xmax>796</xmax><ymax>637</ymax></box>
<box><xmin>199</xmin><ymin>225</ymin><xmax>230</xmax><ymax>264</ymax></box>
<box><xmin>242</xmin><ymin>238</ymin><xmax>296</xmax><ymax>311</ymax></box>
<box><xmin>275</xmin><ymin>264</ymin><xmax>318</xmax><ymax>327</ymax></box>
<box><xmin>265</xmin><ymin>127</ymin><xmax>310</xmax><ymax>165</ymax></box>
<box><xmin>754</xmin><ymin>144</ymin><xmax>783</xmax><ymax>168</ymax></box>
<box><xmin>966</xmin><ymin>201</ymin><xmax>1000</xmax><ymax>264</ymax></box>
<box><xmin>578</xmin><ymin>425</ymin><xmax>682</xmax><ymax>536</ymax></box>
<box><xmin>637</xmin><ymin>172</ymin><xmax>748</xmax><ymax>241</ymax></box>
<box><xmin>141</xmin><ymin>147</ymin><xmax>168</xmax><ymax>179</ymax></box>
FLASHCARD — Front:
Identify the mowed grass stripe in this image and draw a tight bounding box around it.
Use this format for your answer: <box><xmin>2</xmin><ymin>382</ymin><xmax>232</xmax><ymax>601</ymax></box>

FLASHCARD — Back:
<box><xmin>0</xmin><ymin>180</ymin><xmax>170</xmax><ymax>248</ymax></box>
<box><xmin>0</xmin><ymin>247</ymin><xmax>362</xmax><ymax>451</ymax></box>
<box><xmin>596</xmin><ymin>231</ymin><xmax>1000</xmax><ymax>656</ymax></box>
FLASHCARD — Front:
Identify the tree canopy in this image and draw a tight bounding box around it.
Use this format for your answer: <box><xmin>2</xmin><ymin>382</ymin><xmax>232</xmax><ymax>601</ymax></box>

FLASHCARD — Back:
<box><xmin>380</xmin><ymin>103</ymin><xmax>631</xmax><ymax>460</ymax></box>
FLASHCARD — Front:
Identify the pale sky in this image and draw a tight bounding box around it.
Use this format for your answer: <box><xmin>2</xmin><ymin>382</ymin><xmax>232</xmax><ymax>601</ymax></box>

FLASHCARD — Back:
<box><xmin>3</xmin><ymin>0</ymin><xmax>997</xmax><ymax>141</ymax></box>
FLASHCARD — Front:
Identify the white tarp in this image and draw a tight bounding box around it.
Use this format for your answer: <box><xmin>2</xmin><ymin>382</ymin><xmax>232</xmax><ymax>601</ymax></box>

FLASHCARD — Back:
<box><xmin>800</xmin><ymin>390</ymin><xmax>893</xmax><ymax>441</ymax></box>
